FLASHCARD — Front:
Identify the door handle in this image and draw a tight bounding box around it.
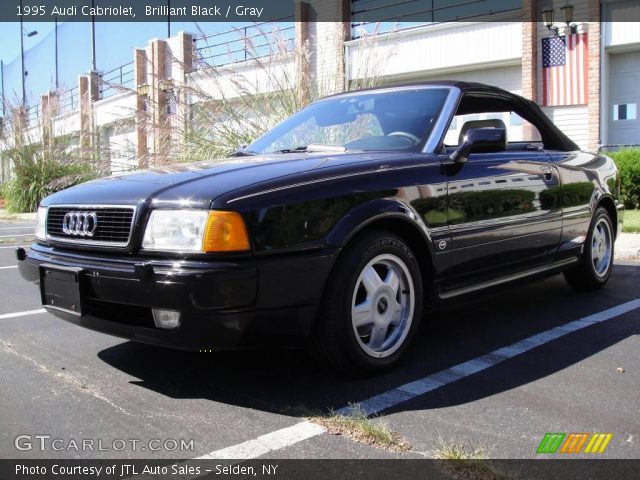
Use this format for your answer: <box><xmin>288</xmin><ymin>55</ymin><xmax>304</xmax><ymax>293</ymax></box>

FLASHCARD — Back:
<box><xmin>541</xmin><ymin>167</ymin><xmax>553</xmax><ymax>182</ymax></box>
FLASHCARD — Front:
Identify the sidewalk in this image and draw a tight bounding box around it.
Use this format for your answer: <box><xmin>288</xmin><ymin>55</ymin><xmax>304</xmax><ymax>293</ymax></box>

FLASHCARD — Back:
<box><xmin>616</xmin><ymin>232</ymin><xmax>640</xmax><ymax>260</ymax></box>
<box><xmin>0</xmin><ymin>209</ymin><xmax>37</xmax><ymax>222</ymax></box>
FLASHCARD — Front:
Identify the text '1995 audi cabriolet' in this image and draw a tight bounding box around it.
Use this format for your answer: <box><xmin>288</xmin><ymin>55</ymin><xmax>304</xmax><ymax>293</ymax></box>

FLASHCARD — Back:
<box><xmin>17</xmin><ymin>82</ymin><xmax>623</xmax><ymax>374</ymax></box>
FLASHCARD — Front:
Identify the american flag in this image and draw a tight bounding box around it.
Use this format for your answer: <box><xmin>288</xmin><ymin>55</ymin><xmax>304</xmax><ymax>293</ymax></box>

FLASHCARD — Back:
<box><xmin>542</xmin><ymin>33</ymin><xmax>588</xmax><ymax>106</ymax></box>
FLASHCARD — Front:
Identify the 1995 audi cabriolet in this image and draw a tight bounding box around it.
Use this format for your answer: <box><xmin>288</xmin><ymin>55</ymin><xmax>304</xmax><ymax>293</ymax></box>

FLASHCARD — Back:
<box><xmin>17</xmin><ymin>82</ymin><xmax>623</xmax><ymax>374</ymax></box>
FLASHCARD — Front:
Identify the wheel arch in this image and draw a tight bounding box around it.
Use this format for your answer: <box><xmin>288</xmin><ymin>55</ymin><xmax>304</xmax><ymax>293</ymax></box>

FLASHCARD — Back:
<box><xmin>595</xmin><ymin>195</ymin><xmax>618</xmax><ymax>238</ymax></box>
<box><xmin>325</xmin><ymin>199</ymin><xmax>437</xmax><ymax>300</ymax></box>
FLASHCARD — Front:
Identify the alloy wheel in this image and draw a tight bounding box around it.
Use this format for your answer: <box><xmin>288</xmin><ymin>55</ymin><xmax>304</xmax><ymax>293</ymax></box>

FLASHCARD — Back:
<box><xmin>591</xmin><ymin>217</ymin><xmax>612</xmax><ymax>277</ymax></box>
<box><xmin>351</xmin><ymin>254</ymin><xmax>415</xmax><ymax>358</ymax></box>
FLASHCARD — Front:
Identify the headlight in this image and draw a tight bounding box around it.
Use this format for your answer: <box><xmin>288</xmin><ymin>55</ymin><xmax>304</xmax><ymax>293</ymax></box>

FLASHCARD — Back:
<box><xmin>142</xmin><ymin>210</ymin><xmax>208</xmax><ymax>252</ymax></box>
<box><xmin>142</xmin><ymin>210</ymin><xmax>250</xmax><ymax>253</ymax></box>
<box><xmin>35</xmin><ymin>206</ymin><xmax>47</xmax><ymax>240</ymax></box>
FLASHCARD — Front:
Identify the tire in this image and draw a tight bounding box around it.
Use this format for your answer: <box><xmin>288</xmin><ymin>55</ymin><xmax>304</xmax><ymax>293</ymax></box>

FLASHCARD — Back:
<box><xmin>564</xmin><ymin>207</ymin><xmax>614</xmax><ymax>291</ymax></box>
<box><xmin>309</xmin><ymin>230</ymin><xmax>424</xmax><ymax>376</ymax></box>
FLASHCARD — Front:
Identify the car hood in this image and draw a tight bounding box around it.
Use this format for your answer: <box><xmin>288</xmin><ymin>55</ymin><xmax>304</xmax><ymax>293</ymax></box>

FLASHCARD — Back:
<box><xmin>42</xmin><ymin>152</ymin><xmax>403</xmax><ymax>208</ymax></box>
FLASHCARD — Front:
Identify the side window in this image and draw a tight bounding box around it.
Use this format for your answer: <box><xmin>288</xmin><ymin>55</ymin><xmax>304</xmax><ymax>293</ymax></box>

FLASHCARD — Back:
<box><xmin>506</xmin><ymin>111</ymin><xmax>542</xmax><ymax>143</ymax></box>
<box><xmin>444</xmin><ymin>111</ymin><xmax>543</xmax><ymax>146</ymax></box>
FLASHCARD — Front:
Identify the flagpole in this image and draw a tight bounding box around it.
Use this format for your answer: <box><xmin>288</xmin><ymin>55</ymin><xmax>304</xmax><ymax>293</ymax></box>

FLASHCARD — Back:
<box><xmin>20</xmin><ymin>0</ymin><xmax>26</xmax><ymax>106</ymax></box>
<box><xmin>55</xmin><ymin>17</ymin><xmax>59</xmax><ymax>90</ymax></box>
<box><xmin>91</xmin><ymin>0</ymin><xmax>97</xmax><ymax>71</ymax></box>
<box><xmin>1</xmin><ymin>60</ymin><xmax>5</xmax><ymax>116</ymax></box>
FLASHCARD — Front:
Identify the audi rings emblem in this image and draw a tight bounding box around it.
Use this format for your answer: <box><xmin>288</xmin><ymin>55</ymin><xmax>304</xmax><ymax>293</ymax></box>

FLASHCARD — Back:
<box><xmin>62</xmin><ymin>212</ymin><xmax>98</xmax><ymax>237</ymax></box>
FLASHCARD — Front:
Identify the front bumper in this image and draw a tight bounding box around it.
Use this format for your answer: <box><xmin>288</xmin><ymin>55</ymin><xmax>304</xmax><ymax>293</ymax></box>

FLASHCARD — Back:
<box><xmin>17</xmin><ymin>244</ymin><xmax>337</xmax><ymax>350</ymax></box>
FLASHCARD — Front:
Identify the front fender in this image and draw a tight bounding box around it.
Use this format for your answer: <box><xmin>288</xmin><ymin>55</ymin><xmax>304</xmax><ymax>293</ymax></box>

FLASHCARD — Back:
<box><xmin>324</xmin><ymin>197</ymin><xmax>452</xmax><ymax>288</ymax></box>
<box><xmin>326</xmin><ymin>198</ymin><xmax>433</xmax><ymax>248</ymax></box>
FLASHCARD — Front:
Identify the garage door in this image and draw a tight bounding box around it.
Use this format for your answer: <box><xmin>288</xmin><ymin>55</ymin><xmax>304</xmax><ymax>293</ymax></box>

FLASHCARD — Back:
<box><xmin>389</xmin><ymin>65</ymin><xmax>522</xmax><ymax>96</ymax></box>
<box><xmin>608</xmin><ymin>51</ymin><xmax>640</xmax><ymax>146</ymax></box>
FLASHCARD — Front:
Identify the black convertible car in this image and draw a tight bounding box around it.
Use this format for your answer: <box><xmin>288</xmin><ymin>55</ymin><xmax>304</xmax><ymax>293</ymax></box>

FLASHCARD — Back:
<box><xmin>17</xmin><ymin>82</ymin><xmax>623</xmax><ymax>374</ymax></box>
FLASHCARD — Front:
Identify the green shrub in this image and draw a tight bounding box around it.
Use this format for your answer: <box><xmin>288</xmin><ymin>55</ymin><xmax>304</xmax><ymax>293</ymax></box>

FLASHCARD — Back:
<box><xmin>609</xmin><ymin>148</ymin><xmax>640</xmax><ymax>209</ymax></box>
<box><xmin>2</xmin><ymin>143</ymin><xmax>97</xmax><ymax>213</ymax></box>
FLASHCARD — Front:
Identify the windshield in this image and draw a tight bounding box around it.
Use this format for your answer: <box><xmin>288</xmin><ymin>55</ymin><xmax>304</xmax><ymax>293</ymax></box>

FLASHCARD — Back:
<box><xmin>245</xmin><ymin>87</ymin><xmax>451</xmax><ymax>155</ymax></box>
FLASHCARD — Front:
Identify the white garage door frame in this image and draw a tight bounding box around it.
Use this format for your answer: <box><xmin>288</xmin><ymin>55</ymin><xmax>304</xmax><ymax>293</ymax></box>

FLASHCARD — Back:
<box><xmin>602</xmin><ymin>43</ymin><xmax>640</xmax><ymax>147</ymax></box>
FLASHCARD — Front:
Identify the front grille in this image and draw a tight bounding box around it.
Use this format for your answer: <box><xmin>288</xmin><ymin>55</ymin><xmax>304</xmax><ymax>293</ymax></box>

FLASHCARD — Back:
<box><xmin>47</xmin><ymin>206</ymin><xmax>135</xmax><ymax>246</ymax></box>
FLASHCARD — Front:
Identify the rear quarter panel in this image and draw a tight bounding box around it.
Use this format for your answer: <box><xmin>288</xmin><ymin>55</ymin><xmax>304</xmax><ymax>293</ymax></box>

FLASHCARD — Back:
<box><xmin>550</xmin><ymin>151</ymin><xmax>621</xmax><ymax>252</ymax></box>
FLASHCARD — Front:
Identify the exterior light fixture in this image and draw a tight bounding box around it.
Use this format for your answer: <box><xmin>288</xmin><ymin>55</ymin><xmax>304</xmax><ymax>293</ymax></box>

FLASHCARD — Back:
<box><xmin>158</xmin><ymin>80</ymin><xmax>178</xmax><ymax>115</ymax></box>
<box><xmin>541</xmin><ymin>8</ymin><xmax>559</xmax><ymax>36</ymax></box>
<box><xmin>136</xmin><ymin>83</ymin><xmax>150</xmax><ymax>96</ymax></box>
<box><xmin>542</xmin><ymin>4</ymin><xmax>576</xmax><ymax>36</ymax></box>
<box><xmin>541</xmin><ymin>9</ymin><xmax>554</xmax><ymax>29</ymax></box>
<box><xmin>158</xmin><ymin>79</ymin><xmax>175</xmax><ymax>92</ymax></box>
<box><xmin>561</xmin><ymin>5</ymin><xmax>577</xmax><ymax>33</ymax></box>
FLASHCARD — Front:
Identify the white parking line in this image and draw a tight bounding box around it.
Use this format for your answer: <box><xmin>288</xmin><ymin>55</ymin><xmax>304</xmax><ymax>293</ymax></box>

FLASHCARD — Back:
<box><xmin>0</xmin><ymin>266</ymin><xmax>18</xmax><ymax>270</ymax></box>
<box><xmin>196</xmin><ymin>422</ymin><xmax>325</xmax><ymax>460</ymax></box>
<box><xmin>0</xmin><ymin>227</ymin><xmax>34</xmax><ymax>231</ymax></box>
<box><xmin>0</xmin><ymin>245</ymin><xmax>29</xmax><ymax>249</ymax></box>
<box><xmin>0</xmin><ymin>234</ymin><xmax>34</xmax><ymax>238</ymax></box>
<box><xmin>351</xmin><ymin>298</ymin><xmax>640</xmax><ymax>416</ymax></box>
<box><xmin>193</xmin><ymin>298</ymin><xmax>640</xmax><ymax>459</ymax></box>
<box><xmin>0</xmin><ymin>309</ymin><xmax>46</xmax><ymax>320</ymax></box>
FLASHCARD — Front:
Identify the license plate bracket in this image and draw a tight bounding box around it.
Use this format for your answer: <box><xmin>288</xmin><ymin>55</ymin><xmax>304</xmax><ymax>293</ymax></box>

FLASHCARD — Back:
<box><xmin>40</xmin><ymin>264</ymin><xmax>84</xmax><ymax>316</ymax></box>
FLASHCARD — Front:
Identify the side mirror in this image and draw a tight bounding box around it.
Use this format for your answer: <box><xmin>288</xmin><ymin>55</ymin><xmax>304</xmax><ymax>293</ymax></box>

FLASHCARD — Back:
<box><xmin>450</xmin><ymin>128</ymin><xmax>507</xmax><ymax>164</ymax></box>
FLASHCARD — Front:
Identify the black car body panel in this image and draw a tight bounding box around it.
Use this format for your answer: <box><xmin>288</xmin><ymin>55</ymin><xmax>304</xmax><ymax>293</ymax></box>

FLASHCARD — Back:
<box><xmin>18</xmin><ymin>243</ymin><xmax>336</xmax><ymax>349</ymax></box>
<box><xmin>18</xmin><ymin>81</ymin><xmax>623</xmax><ymax>351</ymax></box>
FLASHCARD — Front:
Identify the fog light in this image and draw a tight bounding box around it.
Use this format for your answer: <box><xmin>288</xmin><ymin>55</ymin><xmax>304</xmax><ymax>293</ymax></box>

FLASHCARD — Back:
<box><xmin>152</xmin><ymin>309</ymin><xmax>181</xmax><ymax>329</ymax></box>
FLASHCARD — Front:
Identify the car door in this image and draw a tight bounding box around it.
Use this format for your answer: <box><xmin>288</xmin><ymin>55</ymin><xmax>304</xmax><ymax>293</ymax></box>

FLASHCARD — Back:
<box><xmin>442</xmin><ymin>132</ymin><xmax>563</xmax><ymax>290</ymax></box>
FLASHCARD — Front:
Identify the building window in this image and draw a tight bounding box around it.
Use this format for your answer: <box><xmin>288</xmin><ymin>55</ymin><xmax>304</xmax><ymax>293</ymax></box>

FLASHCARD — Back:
<box><xmin>613</xmin><ymin>103</ymin><xmax>637</xmax><ymax>121</ymax></box>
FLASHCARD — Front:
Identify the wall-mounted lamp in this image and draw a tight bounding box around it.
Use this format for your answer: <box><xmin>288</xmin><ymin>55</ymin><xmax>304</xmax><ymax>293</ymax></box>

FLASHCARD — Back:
<box><xmin>136</xmin><ymin>83</ymin><xmax>150</xmax><ymax>96</ymax></box>
<box><xmin>560</xmin><ymin>5</ymin><xmax>577</xmax><ymax>33</ymax></box>
<box><xmin>541</xmin><ymin>8</ymin><xmax>554</xmax><ymax>28</ymax></box>
<box><xmin>541</xmin><ymin>8</ymin><xmax>559</xmax><ymax>36</ymax></box>
<box><xmin>542</xmin><ymin>4</ymin><xmax>577</xmax><ymax>36</ymax></box>
<box><xmin>158</xmin><ymin>79</ymin><xmax>175</xmax><ymax>93</ymax></box>
<box><xmin>158</xmin><ymin>80</ymin><xmax>178</xmax><ymax>115</ymax></box>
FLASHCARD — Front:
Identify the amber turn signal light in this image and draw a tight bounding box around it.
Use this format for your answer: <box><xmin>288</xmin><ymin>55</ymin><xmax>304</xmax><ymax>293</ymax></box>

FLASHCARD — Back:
<box><xmin>202</xmin><ymin>211</ymin><xmax>250</xmax><ymax>252</ymax></box>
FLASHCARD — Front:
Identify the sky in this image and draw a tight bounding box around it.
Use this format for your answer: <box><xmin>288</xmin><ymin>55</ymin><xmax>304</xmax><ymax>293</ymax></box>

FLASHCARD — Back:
<box><xmin>0</xmin><ymin>20</ymin><xmax>249</xmax><ymax>107</ymax></box>
<box><xmin>0</xmin><ymin>22</ymin><xmax>56</xmax><ymax>64</ymax></box>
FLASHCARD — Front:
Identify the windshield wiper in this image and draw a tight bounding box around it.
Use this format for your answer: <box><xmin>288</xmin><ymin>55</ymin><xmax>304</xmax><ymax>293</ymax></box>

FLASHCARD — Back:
<box><xmin>232</xmin><ymin>148</ymin><xmax>258</xmax><ymax>157</ymax></box>
<box><xmin>271</xmin><ymin>145</ymin><xmax>309</xmax><ymax>154</ymax></box>
<box><xmin>272</xmin><ymin>144</ymin><xmax>346</xmax><ymax>154</ymax></box>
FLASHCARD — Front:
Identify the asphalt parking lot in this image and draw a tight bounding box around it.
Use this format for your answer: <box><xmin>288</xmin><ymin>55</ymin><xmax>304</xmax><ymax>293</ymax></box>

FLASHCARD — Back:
<box><xmin>0</xmin><ymin>219</ymin><xmax>638</xmax><ymax>461</ymax></box>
